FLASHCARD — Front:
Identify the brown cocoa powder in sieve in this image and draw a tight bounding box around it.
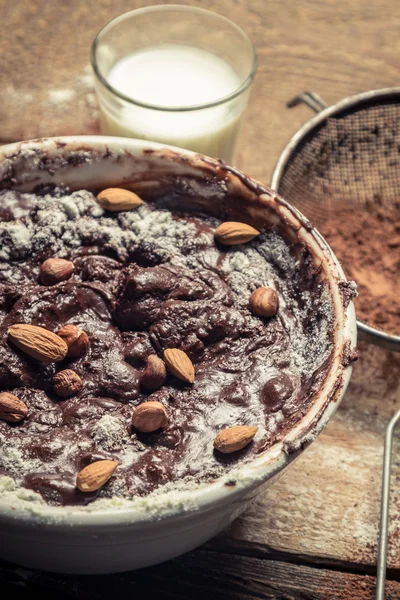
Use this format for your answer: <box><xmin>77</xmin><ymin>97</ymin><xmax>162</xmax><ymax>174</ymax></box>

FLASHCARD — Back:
<box><xmin>320</xmin><ymin>202</ymin><xmax>400</xmax><ymax>335</ymax></box>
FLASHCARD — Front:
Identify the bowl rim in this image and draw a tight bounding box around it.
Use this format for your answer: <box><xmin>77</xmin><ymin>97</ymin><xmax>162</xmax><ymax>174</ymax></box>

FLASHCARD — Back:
<box><xmin>0</xmin><ymin>136</ymin><xmax>357</xmax><ymax>527</ymax></box>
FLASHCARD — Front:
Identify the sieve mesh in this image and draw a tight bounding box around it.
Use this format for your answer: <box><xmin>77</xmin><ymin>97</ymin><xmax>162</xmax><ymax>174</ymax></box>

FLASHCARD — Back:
<box><xmin>276</xmin><ymin>96</ymin><xmax>400</xmax><ymax>224</ymax></box>
<box><xmin>272</xmin><ymin>89</ymin><xmax>400</xmax><ymax>350</ymax></box>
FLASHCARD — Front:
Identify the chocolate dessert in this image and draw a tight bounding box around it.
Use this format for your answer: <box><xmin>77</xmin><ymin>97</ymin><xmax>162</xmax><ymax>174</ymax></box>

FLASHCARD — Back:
<box><xmin>0</xmin><ymin>183</ymin><xmax>335</xmax><ymax>506</ymax></box>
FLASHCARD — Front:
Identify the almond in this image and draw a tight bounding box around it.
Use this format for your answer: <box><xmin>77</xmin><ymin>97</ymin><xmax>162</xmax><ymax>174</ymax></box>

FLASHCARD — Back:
<box><xmin>0</xmin><ymin>392</ymin><xmax>28</xmax><ymax>423</ymax></box>
<box><xmin>57</xmin><ymin>324</ymin><xmax>89</xmax><ymax>358</ymax></box>
<box><xmin>163</xmin><ymin>348</ymin><xmax>195</xmax><ymax>383</ymax></box>
<box><xmin>97</xmin><ymin>188</ymin><xmax>144</xmax><ymax>212</ymax></box>
<box><xmin>214</xmin><ymin>425</ymin><xmax>258</xmax><ymax>454</ymax></box>
<box><xmin>8</xmin><ymin>324</ymin><xmax>68</xmax><ymax>363</ymax></box>
<box><xmin>214</xmin><ymin>222</ymin><xmax>259</xmax><ymax>246</ymax></box>
<box><xmin>39</xmin><ymin>258</ymin><xmax>75</xmax><ymax>285</ymax></box>
<box><xmin>140</xmin><ymin>355</ymin><xmax>167</xmax><ymax>391</ymax></box>
<box><xmin>53</xmin><ymin>369</ymin><xmax>83</xmax><ymax>397</ymax></box>
<box><xmin>132</xmin><ymin>401</ymin><xmax>168</xmax><ymax>432</ymax></box>
<box><xmin>76</xmin><ymin>459</ymin><xmax>119</xmax><ymax>493</ymax></box>
<box><xmin>249</xmin><ymin>287</ymin><xmax>279</xmax><ymax>317</ymax></box>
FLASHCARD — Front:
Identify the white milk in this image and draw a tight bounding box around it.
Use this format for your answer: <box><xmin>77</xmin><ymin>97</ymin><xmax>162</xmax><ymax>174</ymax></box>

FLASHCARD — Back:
<box><xmin>100</xmin><ymin>44</ymin><xmax>245</xmax><ymax>161</ymax></box>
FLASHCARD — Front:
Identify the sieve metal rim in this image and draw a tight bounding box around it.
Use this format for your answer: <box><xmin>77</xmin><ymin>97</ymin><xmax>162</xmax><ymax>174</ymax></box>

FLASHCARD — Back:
<box><xmin>271</xmin><ymin>87</ymin><xmax>400</xmax><ymax>352</ymax></box>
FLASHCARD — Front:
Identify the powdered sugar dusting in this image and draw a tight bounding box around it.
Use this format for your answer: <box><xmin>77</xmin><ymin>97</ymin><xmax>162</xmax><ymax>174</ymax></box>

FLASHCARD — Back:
<box><xmin>0</xmin><ymin>434</ymin><xmax>42</xmax><ymax>476</ymax></box>
<box><xmin>0</xmin><ymin>186</ymin><xmax>332</xmax><ymax>381</ymax></box>
<box><xmin>48</xmin><ymin>89</ymin><xmax>76</xmax><ymax>104</ymax></box>
<box><xmin>184</xmin><ymin>229</ymin><xmax>332</xmax><ymax>378</ymax></box>
<box><xmin>92</xmin><ymin>415</ymin><xmax>129</xmax><ymax>451</ymax></box>
<box><xmin>0</xmin><ymin>188</ymin><xmax>198</xmax><ymax>266</ymax></box>
<box><xmin>0</xmin><ymin>185</ymin><xmax>334</xmax><ymax>511</ymax></box>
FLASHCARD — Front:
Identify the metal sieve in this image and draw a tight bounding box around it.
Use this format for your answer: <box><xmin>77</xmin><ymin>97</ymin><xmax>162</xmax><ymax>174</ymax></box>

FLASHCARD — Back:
<box><xmin>271</xmin><ymin>88</ymin><xmax>400</xmax><ymax>600</ymax></box>
<box><xmin>271</xmin><ymin>88</ymin><xmax>400</xmax><ymax>352</ymax></box>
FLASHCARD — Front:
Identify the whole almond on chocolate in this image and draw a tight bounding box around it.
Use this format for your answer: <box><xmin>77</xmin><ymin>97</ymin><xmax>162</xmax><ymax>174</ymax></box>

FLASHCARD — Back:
<box><xmin>140</xmin><ymin>355</ymin><xmax>167</xmax><ymax>391</ymax></box>
<box><xmin>132</xmin><ymin>401</ymin><xmax>168</xmax><ymax>433</ymax></box>
<box><xmin>39</xmin><ymin>258</ymin><xmax>75</xmax><ymax>285</ymax></box>
<box><xmin>8</xmin><ymin>324</ymin><xmax>68</xmax><ymax>363</ymax></box>
<box><xmin>249</xmin><ymin>287</ymin><xmax>279</xmax><ymax>317</ymax></box>
<box><xmin>163</xmin><ymin>348</ymin><xmax>195</xmax><ymax>383</ymax></box>
<box><xmin>53</xmin><ymin>369</ymin><xmax>83</xmax><ymax>397</ymax></box>
<box><xmin>76</xmin><ymin>459</ymin><xmax>119</xmax><ymax>493</ymax></box>
<box><xmin>97</xmin><ymin>188</ymin><xmax>144</xmax><ymax>212</ymax></box>
<box><xmin>57</xmin><ymin>324</ymin><xmax>89</xmax><ymax>358</ymax></box>
<box><xmin>0</xmin><ymin>392</ymin><xmax>28</xmax><ymax>423</ymax></box>
<box><xmin>214</xmin><ymin>425</ymin><xmax>258</xmax><ymax>454</ymax></box>
<box><xmin>214</xmin><ymin>222</ymin><xmax>259</xmax><ymax>246</ymax></box>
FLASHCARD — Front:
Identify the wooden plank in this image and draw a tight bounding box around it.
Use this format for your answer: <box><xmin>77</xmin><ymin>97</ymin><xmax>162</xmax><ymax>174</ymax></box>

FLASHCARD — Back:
<box><xmin>2</xmin><ymin>550</ymin><xmax>400</xmax><ymax>600</ymax></box>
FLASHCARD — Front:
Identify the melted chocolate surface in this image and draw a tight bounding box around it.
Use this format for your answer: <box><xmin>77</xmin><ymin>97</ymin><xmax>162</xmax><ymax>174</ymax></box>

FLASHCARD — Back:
<box><xmin>0</xmin><ymin>186</ymin><xmax>333</xmax><ymax>505</ymax></box>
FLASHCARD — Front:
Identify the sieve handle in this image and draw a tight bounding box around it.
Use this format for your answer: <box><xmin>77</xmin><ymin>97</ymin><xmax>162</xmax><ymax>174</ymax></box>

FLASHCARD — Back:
<box><xmin>287</xmin><ymin>92</ymin><xmax>328</xmax><ymax>113</ymax></box>
<box><xmin>375</xmin><ymin>406</ymin><xmax>400</xmax><ymax>599</ymax></box>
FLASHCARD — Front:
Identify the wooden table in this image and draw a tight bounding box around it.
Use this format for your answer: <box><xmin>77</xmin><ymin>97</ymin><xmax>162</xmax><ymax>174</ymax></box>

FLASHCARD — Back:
<box><xmin>1</xmin><ymin>1</ymin><xmax>400</xmax><ymax>598</ymax></box>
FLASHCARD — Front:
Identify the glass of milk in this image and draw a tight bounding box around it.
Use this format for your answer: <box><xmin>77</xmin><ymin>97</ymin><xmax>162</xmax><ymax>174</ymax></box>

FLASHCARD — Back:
<box><xmin>91</xmin><ymin>5</ymin><xmax>257</xmax><ymax>163</ymax></box>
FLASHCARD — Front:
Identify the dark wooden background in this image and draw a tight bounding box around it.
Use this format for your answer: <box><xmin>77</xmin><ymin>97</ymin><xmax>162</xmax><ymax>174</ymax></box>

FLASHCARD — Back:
<box><xmin>1</xmin><ymin>1</ymin><xmax>400</xmax><ymax>598</ymax></box>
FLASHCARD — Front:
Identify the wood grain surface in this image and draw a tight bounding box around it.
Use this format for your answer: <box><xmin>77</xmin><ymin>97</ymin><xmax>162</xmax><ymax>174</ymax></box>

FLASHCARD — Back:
<box><xmin>2</xmin><ymin>549</ymin><xmax>400</xmax><ymax>600</ymax></box>
<box><xmin>1</xmin><ymin>0</ymin><xmax>400</xmax><ymax>598</ymax></box>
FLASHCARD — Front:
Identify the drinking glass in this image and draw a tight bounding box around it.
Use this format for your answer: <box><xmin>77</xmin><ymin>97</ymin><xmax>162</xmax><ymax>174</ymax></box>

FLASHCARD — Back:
<box><xmin>91</xmin><ymin>5</ymin><xmax>257</xmax><ymax>162</ymax></box>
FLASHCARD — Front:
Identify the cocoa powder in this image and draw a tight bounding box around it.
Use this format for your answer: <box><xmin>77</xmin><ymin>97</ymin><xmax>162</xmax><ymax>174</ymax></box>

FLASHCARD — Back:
<box><xmin>320</xmin><ymin>201</ymin><xmax>400</xmax><ymax>334</ymax></box>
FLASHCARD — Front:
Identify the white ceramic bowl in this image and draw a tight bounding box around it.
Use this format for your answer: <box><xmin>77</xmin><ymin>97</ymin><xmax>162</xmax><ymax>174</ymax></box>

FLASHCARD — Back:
<box><xmin>0</xmin><ymin>136</ymin><xmax>357</xmax><ymax>574</ymax></box>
